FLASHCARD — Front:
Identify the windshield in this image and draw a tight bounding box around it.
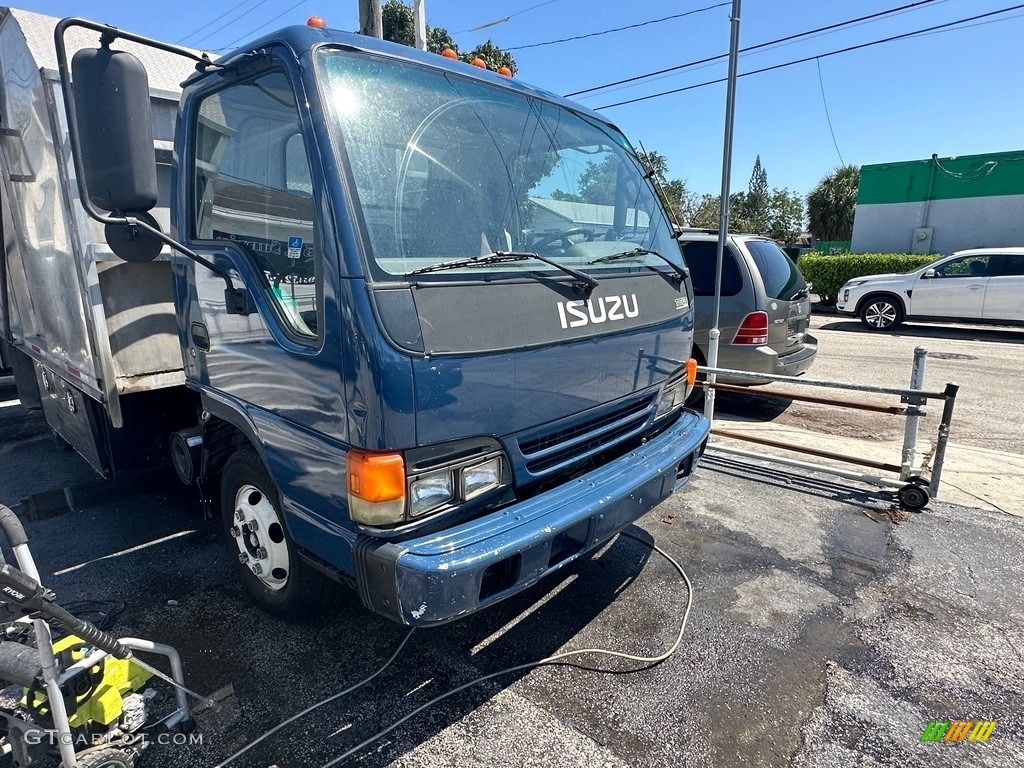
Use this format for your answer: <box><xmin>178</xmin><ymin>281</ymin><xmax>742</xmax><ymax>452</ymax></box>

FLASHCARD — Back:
<box><xmin>318</xmin><ymin>51</ymin><xmax>680</xmax><ymax>280</ymax></box>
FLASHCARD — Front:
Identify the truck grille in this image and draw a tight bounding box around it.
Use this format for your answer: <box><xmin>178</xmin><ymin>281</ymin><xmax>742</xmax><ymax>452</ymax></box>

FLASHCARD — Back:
<box><xmin>515</xmin><ymin>395</ymin><xmax>657</xmax><ymax>476</ymax></box>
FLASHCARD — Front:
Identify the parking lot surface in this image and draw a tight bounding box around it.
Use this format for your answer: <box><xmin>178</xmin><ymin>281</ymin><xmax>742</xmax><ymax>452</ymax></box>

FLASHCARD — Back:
<box><xmin>2</xmin><ymin>368</ymin><xmax>1022</xmax><ymax>767</ymax></box>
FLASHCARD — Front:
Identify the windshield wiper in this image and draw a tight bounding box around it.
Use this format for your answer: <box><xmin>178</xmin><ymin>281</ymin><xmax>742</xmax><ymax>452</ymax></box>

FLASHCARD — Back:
<box><xmin>588</xmin><ymin>248</ymin><xmax>689</xmax><ymax>283</ymax></box>
<box><xmin>408</xmin><ymin>251</ymin><xmax>599</xmax><ymax>293</ymax></box>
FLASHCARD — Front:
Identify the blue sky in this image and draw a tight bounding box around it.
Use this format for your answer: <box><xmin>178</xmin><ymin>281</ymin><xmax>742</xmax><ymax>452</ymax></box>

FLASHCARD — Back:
<box><xmin>14</xmin><ymin>0</ymin><xmax>1024</xmax><ymax>199</ymax></box>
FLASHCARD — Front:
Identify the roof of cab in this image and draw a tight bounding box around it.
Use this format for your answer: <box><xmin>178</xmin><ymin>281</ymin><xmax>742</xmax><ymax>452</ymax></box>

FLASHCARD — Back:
<box><xmin>206</xmin><ymin>23</ymin><xmax>617</xmax><ymax>130</ymax></box>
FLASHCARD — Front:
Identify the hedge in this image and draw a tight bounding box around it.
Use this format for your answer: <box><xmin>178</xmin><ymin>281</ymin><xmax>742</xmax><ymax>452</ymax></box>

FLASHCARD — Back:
<box><xmin>799</xmin><ymin>253</ymin><xmax>937</xmax><ymax>305</ymax></box>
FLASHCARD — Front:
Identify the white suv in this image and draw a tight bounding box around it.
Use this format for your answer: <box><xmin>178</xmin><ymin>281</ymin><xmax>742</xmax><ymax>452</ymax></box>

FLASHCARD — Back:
<box><xmin>837</xmin><ymin>248</ymin><xmax>1024</xmax><ymax>331</ymax></box>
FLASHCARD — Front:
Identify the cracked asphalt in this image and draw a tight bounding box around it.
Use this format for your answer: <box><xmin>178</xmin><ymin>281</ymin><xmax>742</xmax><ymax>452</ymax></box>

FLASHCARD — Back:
<box><xmin>1</xmin><ymin>375</ymin><xmax>1022</xmax><ymax>767</ymax></box>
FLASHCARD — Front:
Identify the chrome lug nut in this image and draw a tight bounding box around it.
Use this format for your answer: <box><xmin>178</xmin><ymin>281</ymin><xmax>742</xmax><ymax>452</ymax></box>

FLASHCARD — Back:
<box><xmin>237</xmin><ymin>552</ymin><xmax>249</xmax><ymax>564</ymax></box>
<box><xmin>251</xmin><ymin>564</ymin><xmax>263</xmax><ymax>576</ymax></box>
<box><xmin>229</xmin><ymin>526</ymin><xmax>240</xmax><ymax>537</ymax></box>
<box><xmin>255</xmin><ymin>547</ymin><xmax>268</xmax><ymax>560</ymax></box>
<box><xmin>234</xmin><ymin>509</ymin><xmax>245</xmax><ymax>521</ymax></box>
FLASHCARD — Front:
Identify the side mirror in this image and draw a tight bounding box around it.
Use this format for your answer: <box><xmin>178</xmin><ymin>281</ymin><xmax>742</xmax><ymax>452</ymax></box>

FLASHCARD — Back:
<box><xmin>71</xmin><ymin>46</ymin><xmax>161</xmax><ymax>262</ymax></box>
<box><xmin>922</xmin><ymin>268</ymin><xmax>936</xmax><ymax>279</ymax></box>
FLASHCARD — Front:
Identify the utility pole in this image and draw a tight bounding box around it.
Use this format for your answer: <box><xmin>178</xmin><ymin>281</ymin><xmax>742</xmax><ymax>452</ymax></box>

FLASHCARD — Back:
<box><xmin>413</xmin><ymin>0</ymin><xmax>427</xmax><ymax>50</ymax></box>
<box><xmin>704</xmin><ymin>0</ymin><xmax>742</xmax><ymax>423</ymax></box>
<box><xmin>359</xmin><ymin>0</ymin><xmax>382</xmax><ymax>38</ymax></box>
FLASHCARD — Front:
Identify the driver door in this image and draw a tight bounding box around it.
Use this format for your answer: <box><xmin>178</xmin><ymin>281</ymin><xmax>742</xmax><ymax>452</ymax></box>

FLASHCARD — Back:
<box><xmin>178</xmin><ymin>65</ymin><xmax>350</xmax><ymax>563</ymax></box>
<box><xmin>910</xmin><ymin>255</ymin><xmax>989</xmax><ymax>319</ymax></box>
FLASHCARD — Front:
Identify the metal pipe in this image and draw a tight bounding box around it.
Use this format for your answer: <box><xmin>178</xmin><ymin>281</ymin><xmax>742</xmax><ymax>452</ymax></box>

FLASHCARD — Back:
<box><xmin>413</xmin><ymin>0</ymin><xmax>427</xmax><ymax>51</ymax></box>
<box><xmin>704</xmin><ymin>0</ymin><xmax>743</xmax><ymax>425</ymax></box>
<box><xmin>708</xmin><ymin>382</ymin><xmax>911</xmax><ymax>415</ymax></box>
<box><xmin>711</xmin><ymin>428</ymin><xmax>903</xmax><ymax>473</ymax></box>
<box><xmin>13</xmin><ymin>543</ymin><xmax>79</xmax><ymax>768</ymax></box>
<box><xmin>900</xmin><ymin>346</ymin><xmax>928</xmax><ymax>480</ymax></box>
<box><xmin>0</xmin><ymin>185</ymin><xmax>11</xmax><ymax>344</ymax></box>
<box><xmin>699</xmin><ymin>364</ymin><xmax>949</xmax><ymax>400</ymax></box>
<box><xmin>120</xmin><ymin>638</ymin><xmax>193</xmax><ymax>720</ymax></box>
<box><xmin>709</xmin><ymin>444</ymin><xmax>906</xmax><ymax>490</ymax></box>
<box><xmin>928</xmin><ymin>382</ymin><xmax>959</xmax><ymax>499</ymax></box>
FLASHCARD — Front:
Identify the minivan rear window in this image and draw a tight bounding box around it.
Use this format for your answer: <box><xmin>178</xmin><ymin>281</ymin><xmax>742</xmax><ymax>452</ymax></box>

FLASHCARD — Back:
<box><xmin>745</xmin><ymin>240</ymin><xmax>806</xmax><ymax>301</ymax></box>
<box><xmin>678</xmin><ymin>241</ymin><xmax>743</xmax><ymax>296</ymax></box>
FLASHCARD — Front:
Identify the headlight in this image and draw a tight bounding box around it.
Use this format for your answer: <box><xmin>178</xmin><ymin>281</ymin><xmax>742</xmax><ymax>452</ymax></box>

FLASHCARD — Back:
<box><xmin>656</xmin><ymin>360</ymin><xmax>698</xmax><ymax>419</ymax></box>
<box><xmin>461</xmin><ymin>456</ymin><xmax>503</xmax><ymax>500</ymax></box>
<box><xmin>842</xmin><ymin>279</ymin><xmax>868</xmax><ymax>289</ymax></box>
<box><xmin>409</xmin><ymin>470</ymin><xmax>454</xmax><ymax>517</ymax></box>
<box><xmin>349</xmin><ymin>441</ymin><xmax>510</xmax><ymax>528</ymax></box>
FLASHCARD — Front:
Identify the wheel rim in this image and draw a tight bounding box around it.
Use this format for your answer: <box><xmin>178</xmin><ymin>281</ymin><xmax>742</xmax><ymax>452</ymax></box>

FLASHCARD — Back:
<box><xmin>864</xmin><ymin>301</ymin><xmax>896</xmax><ymax>328</ymax></box>
<box><xmin>231</xmin><ymin>484</ymin><xmax>290</xmax><ymax>591</ymax></box>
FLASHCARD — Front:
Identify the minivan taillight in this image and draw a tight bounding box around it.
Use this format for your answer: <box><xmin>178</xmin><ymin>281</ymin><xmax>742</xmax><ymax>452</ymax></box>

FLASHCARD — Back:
<box><xmin>732</xmin><ymin>311</ymin><xmax>768</xmax><ymax>345</ymax></box>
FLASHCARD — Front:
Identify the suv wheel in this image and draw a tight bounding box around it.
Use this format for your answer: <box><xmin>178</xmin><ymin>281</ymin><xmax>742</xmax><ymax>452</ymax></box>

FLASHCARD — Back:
<box><xmin>859</xmin><ymin>295</ymin><xmax>904</xmax><ymax>331</ymax></box>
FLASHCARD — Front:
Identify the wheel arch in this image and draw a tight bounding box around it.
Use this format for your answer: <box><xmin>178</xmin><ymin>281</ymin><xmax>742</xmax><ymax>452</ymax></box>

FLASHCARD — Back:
<box><xmin>198</xmin><ymin>395</ymin><xmax>266</xmax><ymax>482</ymax></box>
<box><xmin>855</xmin><ymin>290</ymin><xmax>907</xmax><ymax>317</ymax></box>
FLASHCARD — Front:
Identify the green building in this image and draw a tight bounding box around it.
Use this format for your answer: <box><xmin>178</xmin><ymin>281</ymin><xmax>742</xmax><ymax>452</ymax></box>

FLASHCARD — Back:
<box><xmin>851</xmin><ymin>149</ymin><xmax>1024</xmax><ymax>255</ymax></box>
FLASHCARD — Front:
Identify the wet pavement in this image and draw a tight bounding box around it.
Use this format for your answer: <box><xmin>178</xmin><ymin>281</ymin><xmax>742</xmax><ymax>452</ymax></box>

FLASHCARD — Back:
<box><xmin>1</xmin><ymin>376</ymin><xmax>1022</xmax><ymax>767</ymax></box>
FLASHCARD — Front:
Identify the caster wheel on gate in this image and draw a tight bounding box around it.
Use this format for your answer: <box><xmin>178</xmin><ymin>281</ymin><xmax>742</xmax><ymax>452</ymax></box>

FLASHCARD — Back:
<box><xmin>898</xmin><ymin>483</ymin><xmax>930</xmax><ymax>511</ymax></box>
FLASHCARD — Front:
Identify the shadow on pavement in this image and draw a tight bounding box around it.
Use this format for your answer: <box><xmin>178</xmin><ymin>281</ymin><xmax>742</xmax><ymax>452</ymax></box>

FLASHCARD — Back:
<box><xmin>818</xmin><ymin>319</ymin><xmax>1023</xmax><ymax>344</ymax></box>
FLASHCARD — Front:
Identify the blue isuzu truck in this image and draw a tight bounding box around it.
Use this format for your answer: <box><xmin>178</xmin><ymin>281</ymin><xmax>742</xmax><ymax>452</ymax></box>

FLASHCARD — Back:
<box><xmin>0</xmin><ymin>8</ymin><xmax>710</xmax><ymax>623</ymax></box>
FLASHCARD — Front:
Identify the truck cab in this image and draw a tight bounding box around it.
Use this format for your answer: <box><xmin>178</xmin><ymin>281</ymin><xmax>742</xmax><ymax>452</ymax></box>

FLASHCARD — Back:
<box><xmin>4</xmin><ymin>13</ymin><xmax>710</xmax><ymax>625</ymax></box>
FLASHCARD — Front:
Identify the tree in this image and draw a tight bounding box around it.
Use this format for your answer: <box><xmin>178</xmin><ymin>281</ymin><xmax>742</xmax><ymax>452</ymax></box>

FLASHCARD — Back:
<box><xmin>576</xmin><ymin>157</ymin><xmax>617</xmax><ymax>206</ymax></box>
<box><xmin>463</xmin><ymin>40</ymin><xmax>517</xmax><ymax>75</ymax></box>
<box><xmin>379</xmin><ymin>1</ymin><xmax>518</xmax><ymax>73</ymax></box>
<box><xmin>763</xmin><ymin>189</ymin><xmax>804</xmax><ymax>243</ymax></box>
<box><xmin>381</xmin><ymin>0</ymin><xmax>414</xmax><ymax>46</ymax></box>
<box><xmin>688</xmin><ymin>193</ymin><xmax>755</xmax><ymax>232</ymax></box>
<box><xmin>743</xmin><ymin>155</ymin><xmax>770</xmax><ymax>233</ymax></box>
<box><xmin>807</xmin><ymin>165</ymin><xmax>860</xmax><ymax>242</ymax></box>
<box><xmin>636</xmin><ymin>150</ymin><xmax>696</xmax><ymax>224</ymax></box>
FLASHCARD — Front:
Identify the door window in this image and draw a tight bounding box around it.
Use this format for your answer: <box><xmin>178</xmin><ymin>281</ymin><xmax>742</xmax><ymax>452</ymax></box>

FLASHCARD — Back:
<box><xmin>192</xmin><ymin>71</ymin><xmax>320</xmax><ymax>341</ymax></box>
<box><xmin>678</xmin><ymin>240</ymin><xmax>743</xmax><ymax>296</ymax></box>
<box><xmin>935</xmin><ymin>256</ymin><xmax>990</xmax><ymax>278</ymax></box>
<box><xmin>987</xmin><ymin>254</ymin><xmax>1024</xmax><ymax>277</ymax></box>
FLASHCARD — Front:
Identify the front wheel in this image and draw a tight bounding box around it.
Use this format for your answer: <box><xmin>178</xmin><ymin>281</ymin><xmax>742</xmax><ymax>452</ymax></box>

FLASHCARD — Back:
<box><xmin>859</xmin><ymin>295</ymin><xmax>904</xmax><ymax>331</ymax></box>
<box><xmin>220</xmin><ymin>447</ymin><xmax>326</xmax><ymax>618</ymax></box>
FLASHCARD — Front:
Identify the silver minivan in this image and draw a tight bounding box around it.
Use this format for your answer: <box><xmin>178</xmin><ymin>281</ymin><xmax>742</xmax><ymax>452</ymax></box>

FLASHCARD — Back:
<box><xmin>677</xmin><ymin>231</ymin><xmax>818</xmax><ymax>388</ymax></box>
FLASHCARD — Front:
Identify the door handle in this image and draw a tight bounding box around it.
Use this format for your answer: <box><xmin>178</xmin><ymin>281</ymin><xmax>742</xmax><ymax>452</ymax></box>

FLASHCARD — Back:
<box><xmin>968</xmin><ymin>284</ymin><xmax>984</xmax><ymax>290</ymax></box>
<box><xmin>191</xmin><ymin>322</ymin><xmax>211</xmax><ymax>352</ymax></box>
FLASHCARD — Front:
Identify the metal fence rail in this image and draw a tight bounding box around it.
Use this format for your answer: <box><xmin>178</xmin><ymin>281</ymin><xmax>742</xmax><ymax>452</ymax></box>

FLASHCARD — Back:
<box><xmin>699</xmin><ymin>346</ymin><xmax>958</xmax><ymax>509</ymax></box>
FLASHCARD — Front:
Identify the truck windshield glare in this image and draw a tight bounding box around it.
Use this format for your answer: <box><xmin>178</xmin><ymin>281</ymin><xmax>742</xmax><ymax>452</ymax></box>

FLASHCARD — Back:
<box><xmin>319</xmin><ymin>51</ymin><xmax>683</xmax><ymax>281</ymax></box>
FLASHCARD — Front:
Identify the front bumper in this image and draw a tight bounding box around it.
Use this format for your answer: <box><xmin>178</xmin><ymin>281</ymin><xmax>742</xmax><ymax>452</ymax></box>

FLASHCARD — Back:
<box><xmin>354</xmin><ymin>408</ymin><xmax>710</xmax><ymax>626</ymax></box>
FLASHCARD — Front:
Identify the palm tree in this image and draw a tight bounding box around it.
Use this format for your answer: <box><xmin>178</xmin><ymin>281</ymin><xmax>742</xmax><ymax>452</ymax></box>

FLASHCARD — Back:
<box><xmin>806</xmin><ymin>165</ymin><xmax>860</xmax><ymax>242</ymax></box>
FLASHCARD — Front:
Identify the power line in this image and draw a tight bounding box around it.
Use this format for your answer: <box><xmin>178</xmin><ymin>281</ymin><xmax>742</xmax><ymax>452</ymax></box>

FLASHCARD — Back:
<box><xmin>594</xmin><ymin>3</ymin><xmax>1024</xmax><ymax>110</ymax></box>
<box><xmin>455</xmin><ymin>0</ymin><xmax>564</xmax><ymax>35</ymax></box>
<box><xmin>215</xmin><ymin>0</ymin><xmax>312</xmax><ymax>51</ymax></box>
<box><xmin>566</xmin><ymin>0</ymin><xmax>942</xmax><ymax>98</ymax></box>
<box><xmin>815</xmin><ymin>58</ymin><xmax>844</xmax><ymax>166</ymax></box>
<box><xmin>587</xmin><ymin>0</ymin><xmax>950</xmax><ymax>101</ymax></box>
<box><xmin>184</xmin><ymin>0</ymin><xmax>273</xmax><ymax>47</ymax></box>
<box><xmin>504</xmin><ymin>3</ymin><xmax>729</xmax><ymax>52</ymax></box>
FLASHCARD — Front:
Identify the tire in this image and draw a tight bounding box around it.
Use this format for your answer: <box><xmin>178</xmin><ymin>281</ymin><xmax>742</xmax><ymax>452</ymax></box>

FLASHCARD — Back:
<box><xmin>220</xmin><ymin>447</ymin><xmax>326</xmax><ymax>618</ymax></box>
<box><xmin>898</xmin><ymin>483</ymin><xmax>930</xmax><ymax>511</ymax></box>
<box><xmin>859</xmin><ymin>294</ymin><xmax>904</xmax><ymax>331</ymax></box>
<box><xmin>76</xmin><ymin>749</ymin><xmax>135</xmax><ymax>768</ymax></box>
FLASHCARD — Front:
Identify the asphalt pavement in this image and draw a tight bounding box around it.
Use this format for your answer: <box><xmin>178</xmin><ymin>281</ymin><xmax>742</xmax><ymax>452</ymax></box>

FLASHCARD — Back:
<box><xmin>1</xmin><ymin>372</ymin><xmax>1022</xmax><ymax>768</ymax></box>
